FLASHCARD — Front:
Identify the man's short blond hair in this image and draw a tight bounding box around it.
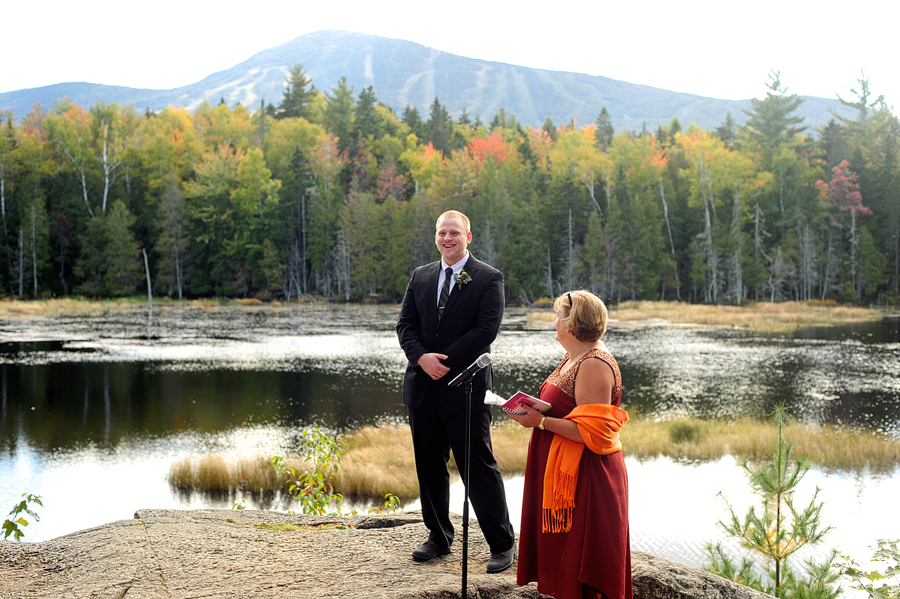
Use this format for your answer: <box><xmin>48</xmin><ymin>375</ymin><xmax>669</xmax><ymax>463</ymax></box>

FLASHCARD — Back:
<box><xmin>436</xmin><ymin>210</ymin><xmax>471</xmax><ymax>234</ymax></box>
<box><xmin>553</xmin><ymin>290</ymin><xmax>608</xmax><ymax>342</ymax></box>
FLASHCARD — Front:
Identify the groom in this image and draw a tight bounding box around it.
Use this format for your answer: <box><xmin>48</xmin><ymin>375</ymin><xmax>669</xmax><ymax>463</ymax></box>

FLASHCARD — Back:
<box><xmin>397</xmin><ymin>210</ymin><xmax>516</xmax><ymax>574</ymax></box>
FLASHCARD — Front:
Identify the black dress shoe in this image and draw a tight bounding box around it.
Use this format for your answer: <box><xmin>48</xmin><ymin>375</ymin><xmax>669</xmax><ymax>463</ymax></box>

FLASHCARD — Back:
<box><xmin>486</xmin><ymin>541</ymin><xmax>517</xmax><ymax>573</ymax></box>
<box><xmin>412</xmin><ymin>540</ymin><xmax>451</xmax><ymax>561</ymax></box>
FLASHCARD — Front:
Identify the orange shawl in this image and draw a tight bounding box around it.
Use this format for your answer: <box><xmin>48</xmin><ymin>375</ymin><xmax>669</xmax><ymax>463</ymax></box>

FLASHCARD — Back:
<box><xmin>542</xmin><ymin>403</ymin><xmax>629</xmax><ymax>533</ymax></box>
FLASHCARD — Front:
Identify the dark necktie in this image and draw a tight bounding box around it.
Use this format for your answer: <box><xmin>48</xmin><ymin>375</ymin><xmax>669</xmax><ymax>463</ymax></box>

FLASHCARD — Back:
<box><xmin>438</xmin><ymin>267</ymin><xmax>453</xmax><ymax>321</ymax></box>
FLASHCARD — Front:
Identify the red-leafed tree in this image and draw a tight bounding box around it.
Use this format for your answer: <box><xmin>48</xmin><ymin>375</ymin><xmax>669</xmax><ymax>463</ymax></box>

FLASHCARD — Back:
<box><xmin>816</xmin><ymin>160</ymin><xmax>872</xmax><ymax>299</ymax></box>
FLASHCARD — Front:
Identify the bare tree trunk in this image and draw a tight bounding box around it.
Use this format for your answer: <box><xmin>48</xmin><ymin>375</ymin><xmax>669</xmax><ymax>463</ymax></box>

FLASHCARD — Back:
<box><xmin>659</xmin><ymin>180</ymin><xmax>675</xmax><ymax>258</ymax></box>
<box><xmin>659</xmin><ymin>179</ymin><xmax>680</xmax><ymax>300</ymax></box>
<box><xmin>31</xmin><ymin>207</ymin><xmax>38</xmax><ymax>297</ymax></box>
<box><xmin>850</xmin><ymin>209</ymin><xmax>860</xmax><ymax>299</ymax></box>
<box><xmin>97</xmin><ymin>122</ymin><xmax>122</xmax><ymax>214</ymax></box>
<box><xmin>546</xmin><ymin>245</ymin><xmax>554</xmax><ymax>298</ymax></box>
<box><xmin>704</xmin><ymin>200</ymin><xmax>718</xmax><ymax>304</ymax></box>
<box><xmin>174</xmin><ymin>244</ymin><xmax>183</xmax><ymax>299</ymax></box>
<box><xmin>585</xmin><ymin>180</ymin><xmax>603</xmax><ymax>218</ymax></box>
<box><xmin>604</xmin><ymin>173</ymin><xmax>613</xmax><ymax>213</ymax></box>
<box><xmin>18</xmin><ymin>228</ymin><xmax>23</xmax><ymax>298</ymax></box>
<box><xmin>822</xmin><ymin>230</ymin><xmax>834</xmax><ymax>301</ymax></box>
<box><xmin>754</xmin><ymin>203</ymin><xmax>764</xmax><ymax>301</ymax></box>
<box><xmin>730</xmin><ymin>183</ymin><xmax>742</xmax><ymax>305</ymax></box>
<box><xmin>143</xmin><ymin>248</ymin><xmax>153</xmax><ymax>307</ymax></box>
<box><xmin>336</xmin><ymin>226</ymin><xmax>351</xmax><ymax>301</ymax></box>
<box><xmin>78</xmin><ymin>166</ymin><xmax>94</xmax><ymax>219</ymax></box>
<box><xmin>300</xmin><ymin>190</ymin><xmax>308</xmax><ymax>296</ymax></box>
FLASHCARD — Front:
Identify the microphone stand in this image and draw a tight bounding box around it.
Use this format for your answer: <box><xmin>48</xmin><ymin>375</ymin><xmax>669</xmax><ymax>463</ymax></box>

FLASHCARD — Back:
<box><xmin>461</xmin><ymin>376</ymin><xmax>472</xmax><ymax>599</ymax></box>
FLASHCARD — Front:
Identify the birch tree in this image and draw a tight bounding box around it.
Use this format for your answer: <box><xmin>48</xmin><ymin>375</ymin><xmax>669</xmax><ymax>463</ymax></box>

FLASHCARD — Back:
<box><xmin>46</xmin><ymin>102</ymin><xmax>95</xmax><ymax>218</ymax></box>
<box><xmin>90</xmin><ymin>103</ymin><xmax>127</xmax><ymax>213</ymax></box>
<box><xmin>0</xmin><ymin>110</ymin><xmax>16</xmax><ymax>226</ymax></box>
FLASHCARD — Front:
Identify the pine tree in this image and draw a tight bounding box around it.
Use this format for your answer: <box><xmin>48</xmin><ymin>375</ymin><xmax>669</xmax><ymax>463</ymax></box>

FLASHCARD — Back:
<box><xmin>351</xmin><ymin>86</ymin><xmax>380</xmax><ymax>147</ymax></box>
<box><xmin>706</xmin><ymin>405</ymin><xmax>840</xmax><ymax>599</ymax></box>
<box><xmin>741</xmin><ymin>71</ymin><xmax>806</xmax><ymax>169</ymax></box>
<box><xmin>402</xmin><ymin>105</ymin><xmax>424</xmax><ymax>138</ymax></box>
<box><xmin>324</xmin><ymin>77</ymin><xmax>355</xmax><ymax>153</ymax></box>
<box><xmin>426</xmin><ymin>98</ymin><xmax>452</xmax><ymax>153</ymax></box>
<box><xmin>715</xmin><ymin>113</ymin><xmax>737</xmax><ymax>147</ymax></box>
<box><xmin>594</xmin><ymin>107</ymin><xmax>614</xmax><ymax>151</ymax></box>
<box><xmin>277</xmin><ymin>64</ymin><xmax>318</xmax><ymax>120</ymax></box>
<box><xmin>542</xmin><ymin>118</ymin><xmax>557</xmax><ymax>141</ymax></box>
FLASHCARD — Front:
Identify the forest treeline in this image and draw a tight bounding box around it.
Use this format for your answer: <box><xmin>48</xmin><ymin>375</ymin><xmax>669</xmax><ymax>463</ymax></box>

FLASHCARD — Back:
<box><xmin>0</xmin><ymin>66</ymin><xmax>897</xmax><ymax>305</ymax></box>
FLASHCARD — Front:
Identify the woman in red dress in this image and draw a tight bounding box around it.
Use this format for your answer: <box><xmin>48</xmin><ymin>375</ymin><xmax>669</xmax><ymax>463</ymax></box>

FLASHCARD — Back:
<box><xmin>507</xmin><ymin>291</ymin><xmax>631</xmax><ymax>599</ymax></box>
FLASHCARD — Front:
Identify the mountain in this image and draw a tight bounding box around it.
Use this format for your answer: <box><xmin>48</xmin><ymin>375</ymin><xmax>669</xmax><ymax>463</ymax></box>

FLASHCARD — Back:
<box><xmin>0</xmin><ymin>30</ymin><xmax>852</xmax><ymax>132</ymax></box>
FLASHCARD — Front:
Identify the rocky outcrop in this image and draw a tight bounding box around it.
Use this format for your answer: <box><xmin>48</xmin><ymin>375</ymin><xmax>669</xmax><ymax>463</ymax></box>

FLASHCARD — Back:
<box><xmin>0</xmin><ymin>509</ymin><xmax>772</xmax><ymax>599</ymax></box>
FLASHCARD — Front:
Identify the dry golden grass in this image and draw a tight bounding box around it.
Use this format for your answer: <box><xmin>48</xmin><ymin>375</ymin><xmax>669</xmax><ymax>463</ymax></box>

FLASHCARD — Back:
<box><xmin>168</xmin><ymin>454</ymin><xmax>304</xmax><ymax>493</ymax></box>
<box><xmin>608</xmin><ymin>300</ymin><xmax>883</xmax><ymax>333</ymax></box>
<box><xmin>620</xmin><ymin>417</ymin><xmax>900</xmax><ymax>473</ymax></box>
<box><xmin>168</xmin><ymin>418</ymin><xmax>900</xmax><ymax>497</ymax></box>
<box><xmin>0</xmin><ymin>297</ymin><xmax>293</xmax><ymax>319</ymax></box>
<box><xmin>0</xmin><ymin>298</ymin><xmax>138</xmax><ymax>318</ymax></box>
<box><xmin>335</xmin><ymin>425</ymin><xmax>419</xmax><ymax>498</ymax></box>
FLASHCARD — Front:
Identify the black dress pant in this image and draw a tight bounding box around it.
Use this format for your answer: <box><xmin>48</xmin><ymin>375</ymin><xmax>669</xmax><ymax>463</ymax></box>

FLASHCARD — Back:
<box><xmin>409</xmin><ymin>399</ymin><xmax>516</xmax><ymax>554</ymax></box>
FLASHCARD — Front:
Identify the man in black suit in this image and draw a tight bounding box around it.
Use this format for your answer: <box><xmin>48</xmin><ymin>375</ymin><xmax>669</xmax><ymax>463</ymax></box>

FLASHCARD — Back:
<box><xmin>397</xmin><ymin>210</ymin><xmax>517</xmax><ymax>574</ymax></box>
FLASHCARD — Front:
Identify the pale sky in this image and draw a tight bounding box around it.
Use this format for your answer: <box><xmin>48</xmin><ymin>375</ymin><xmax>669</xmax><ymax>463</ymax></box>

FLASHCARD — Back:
<box><xmin>2</xmin><ymin>0</ymin><xmax>897</xmax><ymax>111</ymax></box>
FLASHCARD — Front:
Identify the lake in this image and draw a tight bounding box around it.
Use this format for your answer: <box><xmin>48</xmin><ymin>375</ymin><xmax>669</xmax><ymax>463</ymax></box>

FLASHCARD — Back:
<box><xmin>1</xmin><ymin>303</ymin><xmax>898</xmax><ymax>575</ymax></box>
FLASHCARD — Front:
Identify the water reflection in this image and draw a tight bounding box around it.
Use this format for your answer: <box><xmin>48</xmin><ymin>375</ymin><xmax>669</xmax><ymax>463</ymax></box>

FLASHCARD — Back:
<box><xmin>1</xmin><ymin>305</ymin><xmax>898</xmax><ymax>548</ymax></box>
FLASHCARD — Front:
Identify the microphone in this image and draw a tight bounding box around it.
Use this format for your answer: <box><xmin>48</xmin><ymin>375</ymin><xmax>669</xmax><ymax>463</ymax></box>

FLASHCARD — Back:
<box><xmin>447</xmin><ymin>353</ymin><xmax>492</xmax><ymax>387</ymax></box>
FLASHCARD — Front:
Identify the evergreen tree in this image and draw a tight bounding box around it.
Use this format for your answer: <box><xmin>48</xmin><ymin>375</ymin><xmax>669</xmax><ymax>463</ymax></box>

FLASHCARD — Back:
<box><xmin>858</xmin><ymin>224</ymin><xmax>887</xmax><ymax>298</ymax></box>
<box><xmin>741</xmin><ymin>71</ymin><xmax>806</xmax><ymax>168</ymax></box>
<box><xmin>402</xmin><ymin>105</ymin><xmax>424</xmax><ymax>139</ymax></box>
<box><xmin>75</xmin><ymin>200</ymin><xmax>142</xmax><ymax>296</ymax></box>
<box><xmin>542</xmin><ymin>118</ymin><xmax>557</xmax><ymax>141</ymax></box>
<box><xmin>715</xmin><ymin>113</ymin><xmax>737</xmax><ymax>147</ymax></box>
<box><xmin>324</xmin><ymin>77</ymin><xmax>355</xmax><ymax>153</ymax></box>
<box><xmin>667</xmin><ymin>117</ymin><xmax>682</xmax><ymax>140</ymax></box>
<box><xmin>351</xmin><ymin>86</ymin><xmax>380</xmax><ymax>147</ymax></box>
<box><xmin>276</xmin><ymin>64</ymin><xmax>318</xmax><ymax>120</ymax></box>
<box><xmin>706</xmin><ymin>405</ymin><xmax>840</xmax><ymax>599</ymax></box>
<box><xmin>426</xmin><ymin>98</ymin><xmax>452</xmax><ymax>153</ymax></box>
<box><xmin>594</xmin><ymin>107</ymin><xmax>614</xmax><ymax>151</ymax></box>
<box><xmin>154</xmin><ymin>173</ymin><xmax>189</xmax><ymax>298</ymax></box>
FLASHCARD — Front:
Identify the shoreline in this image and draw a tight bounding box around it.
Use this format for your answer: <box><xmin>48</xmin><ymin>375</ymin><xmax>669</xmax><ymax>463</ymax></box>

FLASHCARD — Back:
<box><xmin>1</xmin><ymin>297</ymin><xmax>892</xmax><ymax>333</ymax></box>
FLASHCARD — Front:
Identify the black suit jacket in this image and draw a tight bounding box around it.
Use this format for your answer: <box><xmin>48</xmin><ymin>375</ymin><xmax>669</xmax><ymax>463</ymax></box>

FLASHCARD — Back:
<box><xmin>397</xmin><ymin>255</ymin><xmax>504</xmax><ymax>412</ymax></box>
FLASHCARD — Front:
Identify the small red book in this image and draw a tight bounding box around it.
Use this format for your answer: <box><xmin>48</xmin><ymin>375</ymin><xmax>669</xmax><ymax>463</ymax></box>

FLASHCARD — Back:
<box><xmin>484</xmin><ymin>390</ymin><xmax>551</xmax><ymax>414</ymax></box>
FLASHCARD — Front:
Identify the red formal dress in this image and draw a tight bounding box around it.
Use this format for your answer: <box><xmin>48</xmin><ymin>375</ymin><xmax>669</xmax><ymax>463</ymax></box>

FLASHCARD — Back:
<box><xmin>516</xmin><ymin>349</ymin><xmax>632</xmax><ymax>599</ymax></box>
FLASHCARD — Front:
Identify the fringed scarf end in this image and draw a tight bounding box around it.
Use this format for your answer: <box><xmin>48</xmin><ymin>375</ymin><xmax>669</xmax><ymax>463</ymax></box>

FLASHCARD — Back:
<box><xmin>542</xmin><ymin>506</ymin><xmax>575</xmax><ymax>533</ymax></box>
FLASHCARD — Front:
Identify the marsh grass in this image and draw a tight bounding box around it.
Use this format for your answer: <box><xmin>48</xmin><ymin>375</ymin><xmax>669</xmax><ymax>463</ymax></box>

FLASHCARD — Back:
<box><xmin>168</xmin><ymin>418</ymin><xmax>900</xmax><ymax>498</ymax></box>
<box><xmin>528</xmin><ymin>300</ymin><xmax>883</xmax><ymax>333</ymax></box>
<box><xmin>612</xmin><ymin>300</ymin><xmax>882</xmax><ymax>333</ymax></box>
<box><xmin>622</xmin><ymin>418</ymin><xmax>900</xmax><ymax>473</ymax></box>
<box><xmin>169</xmin><ymin>455</ymin><xmax>305</xmax><ymax>494</ymax></box>
<box><xmin>334</xmin><ymin>426</ymin><xmax>419</xmax><ymax>497</ymax></box>
<box><xmin>0</xmin><ymin>297</ymin><xmax>328</xmax><ymax>319</ymax></box>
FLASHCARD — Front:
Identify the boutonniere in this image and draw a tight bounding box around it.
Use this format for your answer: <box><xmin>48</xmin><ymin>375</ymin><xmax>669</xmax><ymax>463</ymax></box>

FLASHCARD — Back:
<box><xmin>454</xmin><ymin>271</ymin><xmax>472</xmax><ymax>289</ymax></box>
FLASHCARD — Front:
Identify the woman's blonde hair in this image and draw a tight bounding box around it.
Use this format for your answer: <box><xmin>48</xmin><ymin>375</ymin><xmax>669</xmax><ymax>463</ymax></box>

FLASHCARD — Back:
<box><xmin>553</xmin><ymin>290</ymin><xmax>608</xmax><ymax>342</ymax></box>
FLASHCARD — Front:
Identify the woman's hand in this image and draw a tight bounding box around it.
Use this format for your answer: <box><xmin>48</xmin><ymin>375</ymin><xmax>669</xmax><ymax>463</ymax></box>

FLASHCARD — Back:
<box><xmin>506</xmin><ymin>403</ymin><xmax>544</xmax><ymax>429</ymax></box>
